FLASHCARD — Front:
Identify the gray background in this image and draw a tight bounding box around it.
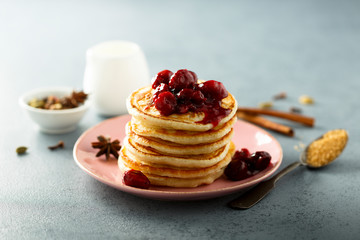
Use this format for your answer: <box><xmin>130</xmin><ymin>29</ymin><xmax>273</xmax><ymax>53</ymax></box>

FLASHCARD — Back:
<box><xmin>1</xmin><ymin>0</ymin><xmax>359</xmax><ymax>239</ymax></box>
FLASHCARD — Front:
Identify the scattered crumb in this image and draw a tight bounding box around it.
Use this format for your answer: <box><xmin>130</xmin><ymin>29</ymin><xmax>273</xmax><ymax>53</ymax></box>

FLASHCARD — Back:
<box><xmin>273</xmin><ymin>92</ymin><xmax>287</xmax><ymax>100</ymax></box>
<box><xmin>48</xmin><ymin>140</ymin><xmax>65</xmax><ymax>150</ymax></box>
<box><xmin>294</xmin><ymin>142</ymin><xmax>305</xmax><ymax>152</ymax></box>
<box><xmin>299</xmin><ymin>95</ymin><xmax>314</xmax><ymax>105</ymax></box>
<box><xmin>290</xmin><ymin>107</ymin><xmax>302</xmax><ymax>114</ymax></box>
<box><xmin>16</xmin><ymin>146</ymin><xmax>28</xmax><ymax>155</ymax></box>
<box><xmin>258</xmin><ymin>101</ymin><xmax>273</xmax><ymax>109</ymax></box>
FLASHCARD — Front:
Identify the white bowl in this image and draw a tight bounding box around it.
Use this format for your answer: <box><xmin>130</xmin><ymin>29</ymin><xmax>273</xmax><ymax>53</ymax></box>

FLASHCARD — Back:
<box><xmin>19</xmin><ymin>87</ymin><xmax>90</xmax><ymax>134</ymax></box>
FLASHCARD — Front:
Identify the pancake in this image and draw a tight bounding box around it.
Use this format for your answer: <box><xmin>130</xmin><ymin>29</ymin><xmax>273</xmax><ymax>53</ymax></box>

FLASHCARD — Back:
<box><xmin>119</xmin><ymin>160</ymin><xmax>225</xmax><ymax>188</ymax></box>
<box><xmin>123</xmin><ymin>136</ymin><xmax>231</xmax><ymax>168</ymax></box>
<box><xmin>145</xmin><ymin>171</ymin><xmax>224</xmax><ymax>188</ymax></box>
<box><xmin>127</xmin><ymin>85</ymin><xmax>238</xmax><ymax>132</ymax></box>
<box><xmin>130</xmin><ymin>115</ymin><xmax>237</xmax><ymax>145</ymax></box>
<box><xmin>126</xmin><ymin>121</ymin><xmax>234</xmax><ymax>155</ymax></box>
<box><xmin>119</xmin><ymin>141</ymin><xmax>235</xmax><ymax>179</ymax></box>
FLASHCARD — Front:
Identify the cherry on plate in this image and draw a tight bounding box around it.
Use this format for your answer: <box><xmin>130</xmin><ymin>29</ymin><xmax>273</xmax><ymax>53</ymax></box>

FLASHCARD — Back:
<box><xmin>123</xmin><ymin>169</ymin><xmax>150</xmax><ymax>189</ymax></box>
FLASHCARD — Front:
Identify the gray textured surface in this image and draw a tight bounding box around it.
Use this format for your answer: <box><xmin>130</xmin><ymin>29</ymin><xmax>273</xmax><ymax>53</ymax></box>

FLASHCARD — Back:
<box><xmin>1</xmin><ymin>0</ymin><xmax>359</xmax><ymax>239</ymax></box>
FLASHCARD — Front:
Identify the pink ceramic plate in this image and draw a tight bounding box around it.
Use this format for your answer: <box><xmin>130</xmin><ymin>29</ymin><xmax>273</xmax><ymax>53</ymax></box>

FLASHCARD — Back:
<box><xmin>73</xmin><ymin>115</ymin><xmax>282</xmax><ymax>201</ymax></box>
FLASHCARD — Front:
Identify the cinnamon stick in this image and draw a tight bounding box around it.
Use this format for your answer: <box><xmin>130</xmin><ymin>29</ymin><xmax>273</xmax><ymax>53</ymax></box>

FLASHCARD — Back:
<box><xmin>237</xmin><ymin>112</ymin><xmax>294</xmax><ymax>137</ymax></box>
<box><xmin>237</xmin><ymin>107</ymin><xmax>315</xmax><ymax>127</ymax></box>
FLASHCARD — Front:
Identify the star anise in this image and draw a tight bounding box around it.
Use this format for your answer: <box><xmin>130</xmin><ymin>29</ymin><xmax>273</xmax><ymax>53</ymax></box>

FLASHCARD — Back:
<box><xmin>91</xmin><ymin>135</ymin><xmax>121</xmax><ymax>160</ymax></box>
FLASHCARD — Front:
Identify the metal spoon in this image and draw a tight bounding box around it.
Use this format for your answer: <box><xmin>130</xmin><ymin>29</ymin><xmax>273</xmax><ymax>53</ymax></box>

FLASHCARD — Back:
<box><xmin>228</xmin><ymin>129</ymin><xmax>348</xmax><ymax>210</ymax></box>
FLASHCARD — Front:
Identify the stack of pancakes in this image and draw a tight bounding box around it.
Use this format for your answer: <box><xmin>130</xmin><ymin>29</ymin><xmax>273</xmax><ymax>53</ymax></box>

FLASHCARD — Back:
<box><xmin>118</xmin><ymin>85</ymin><xmax>238</xmax><ymax>188</ymax></box>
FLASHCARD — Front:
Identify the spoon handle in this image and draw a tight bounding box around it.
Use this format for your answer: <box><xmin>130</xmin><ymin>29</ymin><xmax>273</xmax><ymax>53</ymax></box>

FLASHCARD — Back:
<box><xmin>228</xmin><ymin>161</ymin><xmax>301</xmax><ymax>209</ymax></box>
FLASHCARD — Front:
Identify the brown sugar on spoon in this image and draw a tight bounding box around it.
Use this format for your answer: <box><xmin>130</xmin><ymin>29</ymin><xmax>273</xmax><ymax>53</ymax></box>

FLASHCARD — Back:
<box><xmin>306</xmin><ymin>129</ymin><xmax>348</xmax><ymax>167</ymax></box>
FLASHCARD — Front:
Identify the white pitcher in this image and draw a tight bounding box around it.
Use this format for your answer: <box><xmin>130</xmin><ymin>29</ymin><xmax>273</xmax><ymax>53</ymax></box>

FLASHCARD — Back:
<box><xmin>83</xmin><ymin>41</ymin><xmax>150</xmax><ymax>116</ymax></box>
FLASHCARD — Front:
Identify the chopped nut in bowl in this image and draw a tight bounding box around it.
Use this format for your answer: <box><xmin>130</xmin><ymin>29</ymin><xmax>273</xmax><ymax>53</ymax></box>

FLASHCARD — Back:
<box><xmin>19</xmin><ymin>87</ymin><xmax>90</xmax><ymax>134</ymax></box>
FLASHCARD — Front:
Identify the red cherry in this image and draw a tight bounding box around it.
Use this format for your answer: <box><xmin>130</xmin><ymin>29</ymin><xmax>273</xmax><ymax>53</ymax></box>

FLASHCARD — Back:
<box><xmin>151</xmin><ymin>70</ymin><xmax>173</xmax><ymax>89</ymax></box>
<box><xmin>233</xmin><ymin>148</ymin><xmax>251</xmax><ymax>161</ymax></box>
<box><xmin>176</xmin><ymin>103</ymin><xmax>190</xmax><ymax>114</ymax></box>
<box><xmin>153</xmin><ymin>83</ymin><xmax>169</xmax><ymax>100</ymax></box>
<box><xmin>191</xmin><ymin>90</ymin><xmax>206</xmax><ymax>105</ymax></box>
<box><xmin>198</xmin><ymin>80</ymin><xmax>228</xmax><ymax>101</ymax></box>
<box><xmin>154</xmin><ymin>91</ymin><xmax>177</xmax><ymax>116</ymax></box>
<box><xmin>240</xmin><ymin>148</ymin><xmax>251</xmax><ymax>158</ymax></box>
<box><xmin>189</xmin><ymin>70</ymin><xmax>197</xmax><ymax>81</ymax></box>
<box><xmin>176</xmin><ymin>88</ymin><xmax>194</xmax><ymax>102</ymax></box>
<box><xmin>250</xmin><ymin>151</ymin><xmax>272</xmax><ymax>171</ymax></box>
<box><xmin>123</xmin><ymin>169</ymin><xmax>150</xmax><ymax>189</ymax></box>
<box><xmin>169</xmin><ymin>69</ymin><xmax>197</xmax><ymax>92</ymax></box>
<box><xmin>224</xmin><ymin>159</ymin><xmax>252</xmax><ymax>181</ymax></box>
